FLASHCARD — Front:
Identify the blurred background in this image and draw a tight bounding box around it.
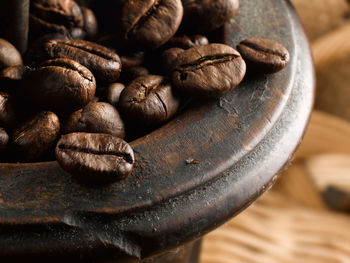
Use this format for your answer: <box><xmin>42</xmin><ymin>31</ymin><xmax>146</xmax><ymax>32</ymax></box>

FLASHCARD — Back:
<box><xmin>200</xmin><ymin>0</ymin><xmax>350</xmax><ymax>262</ymax></box>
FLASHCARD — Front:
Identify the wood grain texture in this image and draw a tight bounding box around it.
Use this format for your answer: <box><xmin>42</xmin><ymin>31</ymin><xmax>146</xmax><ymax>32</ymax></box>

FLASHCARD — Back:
<box><xmin>0</xmin><ymin>0</ymin><xmax>314</xmax><ymax>261</ymax></box>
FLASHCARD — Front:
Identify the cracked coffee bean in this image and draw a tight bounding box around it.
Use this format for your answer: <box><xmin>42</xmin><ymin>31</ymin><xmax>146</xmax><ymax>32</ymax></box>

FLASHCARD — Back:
<box><xmin>237</xmin><ymin>38</ymin><xmax>290</xmax><ymax>73</ymax></box>
<box><xmin>0</xmin><ymin>128</ymin><xmax>9</xmax><ymax>153</ymax></box>
<box><xmin>32</xmin><ymin>39</ymin><xmax>121</xmax><ymax>84</ymax></box>
<box><xmin>172</xmin><ymin>43</ymin><xmax>246</xmax><ymax>98</ymax></box>
<box><xmin>63</xmin><ymin>102</ymin><xmax>125</xmax><ymax>138</ymax></box>
<box><xmin>29</xmin><ymin>0</ymin><xmax>84</xmax><ymax>40</ymax></box>
<box><xmin>0</xmin><ymin>38</ymin><xmax>23</xmax><ymax>70</ymax></box>
<box><xmin>55</xmin><ymin>132</ymin><xmax>134</xmax><ymax>183</ymax></box>
<box><xmin>10</xmin><ymin>111</ymin><xmax>60</xmax><ymax>162</ymax></box>
<box><xmin>22</xmin><ymin>58</ymin><xmax>96</xmax><ymax>111</ymax></box>
<box><xmin>119</xmin><ymin>75</ymin><xmax>181</xmax><ymax>127</ymax></box>
<box><xmin>181</xmin><ymin>0</ymin><xmax>239</xmax><ymax>33</ymax></box>
<box><xmin>120</xmin><ymin>0</ymin><xmax>183</xmax><ymax>49</ymax></box>
<box><xmin>107</xmin><ymin>83</ymin><xmax>126</xmax><ymax>106</ymax></box>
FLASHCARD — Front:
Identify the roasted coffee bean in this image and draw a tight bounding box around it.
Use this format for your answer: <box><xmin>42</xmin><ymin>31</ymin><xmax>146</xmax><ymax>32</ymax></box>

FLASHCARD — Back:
<box><xmin>0</xmin><ymin>128</ymin><xmax>9</xmax><ymax>153</ymax></box>
<box><xmin>32</xmin><ymin>39</ymin><xmax>121</xmax><ymax>84</ymax></box>
<box><xmin>10</xmin><ymin>111</ymin><xmax>60</xmax><ymax>162</ymax></box>
<box><xmin>159</xmin><ymin>47</ymin><xmax>184</xmax><ymax>76</ymax></box>
<box><xmin>119</xmin><ymin>75</ymin><xmax>181</xmax><ymax>126</ymax></box>
<box><xmin>0</xmin><ymin>92</ymin><xmax>18</xmax><ymax>129</ymax></box>
<box><xmin>29</xmin><ymin>0</ymin><xmax>84</xmax><ymax>40</ymax></box>
<box><xmin>120</xmin><ymin>54</ymin><xmax>144</xmax><ymax>69</ymax></box>
<box><xmin>81</xmin><ymin>7</ymin><xmax>98</xmax><ymax>39</ymax></box>
<box><xmin>119</xmin><ymin>66</ymin><xmax>149</xmax><ymax>85</ymax></box>
<box><xmin>172</xmin><ymin>44</ymin><xmax>246</xmax><ymax>98</ymax></box>
<box><xmin>22</xmin><ymin>58</ymin><xmax>96</xmax><ymax>111</ymax></box>
<box><xmin>237</xmin><ymin>38</ymin><xmax>290</xmax><ymax>73</ymax></box>
<box><xmin>55</xmin><ymin>132</ymin><xmax>134</xmax><ymax>183</ymax></box>
<box><xmin>63</xmin><ymin>102</ymin><xmax>125</xmax><ymax>138</ymax></box>
<box><xmin>166</xmin><ymin>35</ymin><xmax>209</xmax><ymax>49</ymax></box>
<box><xmin>107</xmin><ymin>83</ymin><xmax>125</xmax><ymax>106</ymax></box>
<box><xmin>120</xmin><ymin>0</ymin><xmax>183</xmax><ymax>49</ymax></box>
<box><xmin>0</xmin><ymin>66</ymin><xmax>30</xmax><ymax>93</ymax></box>
<box><xmin>181</xmin><ymin>0</ymin><xmax>239</xmax><ymax>33</ymax></box>
<box><xmin>0</xmin><ymin>38</ymin><xmax>23</xmax><ymax>70</ymax></box>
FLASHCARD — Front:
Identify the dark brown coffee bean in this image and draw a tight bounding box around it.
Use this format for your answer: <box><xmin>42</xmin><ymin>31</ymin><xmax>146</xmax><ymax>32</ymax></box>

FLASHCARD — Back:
<box><xmin>22</xmin><ymin>58</ymin><xmax>96</xmax><ymax>111</ymax></box>
<box><xmin>119</xmin><ymin>75</ymin><xmax>181</xmax><ymax>126</ymax></box>
<box><xmin>172</xmin><ymin>43</ymin><xmax>246</xmax><ymax>98</ymax></box>
<box><xmin>166</xmin><ymin>35</ymin><xmax>209</xmax><ymax>49</ymax></box>
<box><xmin>0</xmin><ymin>128</ymin><xmax>9</xmax><ymax>153</ymax></box>
<box><xmin>36</xmin><ymin>39</ymin><xmax>121</xmax><ymax>84</ymax></box>
<box><xmin>0</xmin><ymin>66</ymin><xmax>30</xmax><ymax>93</ymax></box>
<box><xmin>159</xmin><ymin>47</ymin><xmax>184</xmax><ymax>76</ymax></box>
<box><xmin>63</xmin><ymin>102</ymin><xmax>125</xmax><ymax>138</ymax></box>
<box><xmin>0</xmin><ymin>92</ymin><xmax>18</xmax><ymax>129</ymax></box>
<box><xmin>81</xmin><ymin>7</ymin><xmax>98</xmax><ymax>39</ymax></box>
<box><xmin>181</xmin><ymin>0</ymin><xmax>239</xmax><ymax>33</ymax></box>
<box><xmin>0</xmin><ymin>38</ymin><xmax>23</xmax><ymax>70</ymax></box>
<box><xmin>120</xmin><ymin>0</ymin><xmax>183</xmax><ymax>49</ymax></box>
<box><xmin>10</xmin><ymin>111</ymin><xmax>60</xmax><ymax>162</ymax></box>
<box><xmin>29</xmin><ymin>0</ymin><xmax>84</xmax><ymax>40</ymax></box>
<box><xmin>237</xmin><ymin>38</ymin><xmax>290</xmax><ymax>73</ymax></box>
<box><xmin>120</xmin><ymin>54</ymin><xmax>144</xmax><ymax>69</ymax></box>
<box><xmin>119</xmin><ymin>66</ymin><xmax>149</xmax><ymax>85</ymax></box>
<box><xmin>107</xmin><ymin>83</ymin><xmax>125</xmax><ymax>106</ymax></box>
<box><xmin>55</xmin><ymin>132</ymin><xmax>134</xmax><ymax>183</ymax></box>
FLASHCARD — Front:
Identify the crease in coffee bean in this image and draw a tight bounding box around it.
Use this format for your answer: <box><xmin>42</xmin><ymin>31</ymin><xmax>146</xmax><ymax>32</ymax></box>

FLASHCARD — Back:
<box><xmin>176</xmin><ymin>54</ymin><xmax>239</xmax><ymax>72</ymax></box>
<box><xmin>58</xmin><ymin>144</ymin><xmax>133</xmax><ymax>163</ymax></box>
<box><xmin>40</xmin><ymin>63</ymin><xmax>94</xmax><ymax>82</ymax></box>
<box><xmin>51</xmin><ymin>41</ymin><xmax>119</xmax><ymax>62</ymax></box>
<box><xmin>241</xmin><ymin>41</ymin><xmax>288</xmax><ymax>60</ymax></box>
<box><xmin>126</xmin><ymin>0</ymin><xmax>162</xmax><ymax>38</ymax></box>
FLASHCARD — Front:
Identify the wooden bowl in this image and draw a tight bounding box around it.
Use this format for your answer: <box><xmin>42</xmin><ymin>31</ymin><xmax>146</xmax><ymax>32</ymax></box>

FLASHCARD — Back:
<box><xmin>0</xmin><ymin>0</ymin><xmax>314</xmax><ymax>261</ymax></box>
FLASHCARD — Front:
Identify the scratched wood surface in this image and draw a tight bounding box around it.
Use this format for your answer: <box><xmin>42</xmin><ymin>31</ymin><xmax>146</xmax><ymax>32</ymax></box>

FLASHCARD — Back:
<box><xmin>0</xmin><ymin>0</ymin><xmax>314</xmax><ymax>261</ymax></box>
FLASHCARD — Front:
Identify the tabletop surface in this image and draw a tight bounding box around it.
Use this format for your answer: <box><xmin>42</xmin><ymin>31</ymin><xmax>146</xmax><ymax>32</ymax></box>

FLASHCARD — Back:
<box><xmin>0</xmin><ymin>0</ymin><xmax>314</xmax><ymax>261</ymax></box>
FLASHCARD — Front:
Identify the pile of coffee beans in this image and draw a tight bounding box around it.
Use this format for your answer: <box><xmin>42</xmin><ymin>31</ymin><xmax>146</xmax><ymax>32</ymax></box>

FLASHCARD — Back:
<box><xmin>0</xmin><ymin>0</ymin><xmax>290</xmax><ymax>184</ymax></box>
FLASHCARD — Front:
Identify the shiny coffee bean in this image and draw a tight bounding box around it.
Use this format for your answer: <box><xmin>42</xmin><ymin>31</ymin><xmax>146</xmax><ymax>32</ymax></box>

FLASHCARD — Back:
<box><xmin>119</xmin><ymin>75</ymin><xmax>181</xmax><ymax>126</ymax></box>
<box><xmin>10</xmin><ymin>111</ymin><xmax>60</xmax><ymax>162</ymax></box>
<box><xmin>237</xmin><ymin>38</ymin><xmax>290</xmax><ymax>73</ymax></box>
<box><xmin>0</xmin><ymin>38</ymin><xmax>23</xmax><ymax>70</ymax></box>
<box><xmin>120</xmin><ymin>0</ymin><xmax>183</xmax><ymax>49</ymax></box>
<box><xmin>160</xmin><ymin>47</ymin><xmax>184</xmax><ymax>76</ymax></box>
<box><xmin>119</xmin><ymin>66</ymin><xmax>149</xmax><ymax>85</ymax></box>
<box><xmin>166</xmin><ymin>35</ymin><xmax>209</xmax><ymax>49</ymax></box>
<box><xmin>55</xmin><ymin>132</ymin><xmax>134</xmax><ymax>183</ymax></box>
<box><xmin>29</xmin><ymin>0</ymin><xmax>84</xmax><ymax>40</ymax></box>
<box><xmin>172</xmin><ymin>44</ymin><xmax>246</xmax><ymax>98</ymax></box>
<box><xmin>81</xmin><ymin>7</ymin><xmax>98</xmax><ymax>39</ymax></box>
<box><xmin>63</xmin><ymin>102</ymin><xmax>125</xmax><ymax>138</ymax></box>
<box><xmin>181</xmin><ymin>0</ymin><xmax>239</xmax><ymax>33</ymax></box>
<box><xmin>0</xmin><ymin>128</ymin><xmax>9</xmax><ymax>153</ymax></box>
<box><xmin>0</xmin><ymin>92</ymin><xmax>18</xmax><ymax>129</ymax></box>
<box><xmin>0</xmin><ymin>66</ymin><xmax>30</xmax><ymax>93</ymax></box>
<box><xmin>107</xmin><ymin>83</ymin><xmax>125</xmax><ymax>106</ymax></box>
<box><xmin>22</xmin><ymin>58</ymin><xmax>96</xmax><ymax>111</ymax></box>
<box><xmin>34</xmin><ymin>39</ymin><xmax>122</xmax><ymax>84</ymax></box>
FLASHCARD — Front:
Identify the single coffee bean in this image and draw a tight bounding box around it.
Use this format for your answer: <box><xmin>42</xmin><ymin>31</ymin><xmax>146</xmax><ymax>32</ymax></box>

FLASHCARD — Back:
<box><xmin>81</xmin><ymin>7</ymin><xmax>98</xmax><ymax>39</ymax></box>
<box><xmin>0</xmin><ymin>92</ymin><xmax>18</xmax><ymax>129</ymax></box>
<box><xmin>29</xmin><ymin>0</ymin><xmax>84</xmax><ymax>40</ymax></box>
<box><xmin>159</xmin><ymin>47</ymin><xmax>184</xmax><ymax>76</ymax></box>
<box><xmin>166</xmin><ymin>35</ymin><xmax>209</xmax><ymax>49</ymax></box>
<box><xmin>107</xmin><ymin>83</ymin><xmax>125</xmax><ymax>106</ymax></box>
<box><xmin>120</xmin><ymin>0</ymin><xmax>183</xmax><ymax>49</ymax></box>
<box><xmin>22</xmin><ymin>58</ymin><xmax>96</xmax><ymax>111</ymax></box>
<box><xmin>120</xmin><ymin>54</ymin><xmax>144</xmax><ymax>69</ymax></box>
<box><xmin>55</xmin><ymin>132</ymin><xmax>134</xmax><ymax>183</ymax></box>
<box><xmin>119</xmin><ymin>75</ymin><xmax>181</xmax><ymax>126</ymax></box>
<box><xmin>172</xmin><ymin>43</ymin><xmax>246</xmax><ymax>98</ymax></box>
<box><xmin>34</xmin><ymin>39</ymin><xmax>121</xmax><ymax>84</ymax></box>
<box><xmin>0</xmin><ymin>38</ymin><xmax>23</xmax><ymax>70</ymax></box>
<box><xmin>237</xmin><ymin>38</ymin><xmax>290</xmax><ymax>73</ymax></box>
<box><xmin>63</xmin><ymin>102</ymin><xmax>125</xmax><ymax>138</ymax></box>
<box><xmin>10</xmin><ymin>111</ymin><xmax>60</xmax><ymax>162</ymax></box>
<box><xmin>0</xmin><ymin>128</ymin><xmax>9</xmax><ymax>153</ymax></box>
<box><xmin>119</xmin><ymin>66</ymin><xmax>149</xmax><ymax>85</ymax></box>
<box><xmin>0</xmin><ymin>66</ymin><xmax>30</xmax><ymax>93</ymax></box>
<box><xmin>181</xmin><ymin>0</ymin><xmax>239</xmax><ymax>33</ymax></box>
